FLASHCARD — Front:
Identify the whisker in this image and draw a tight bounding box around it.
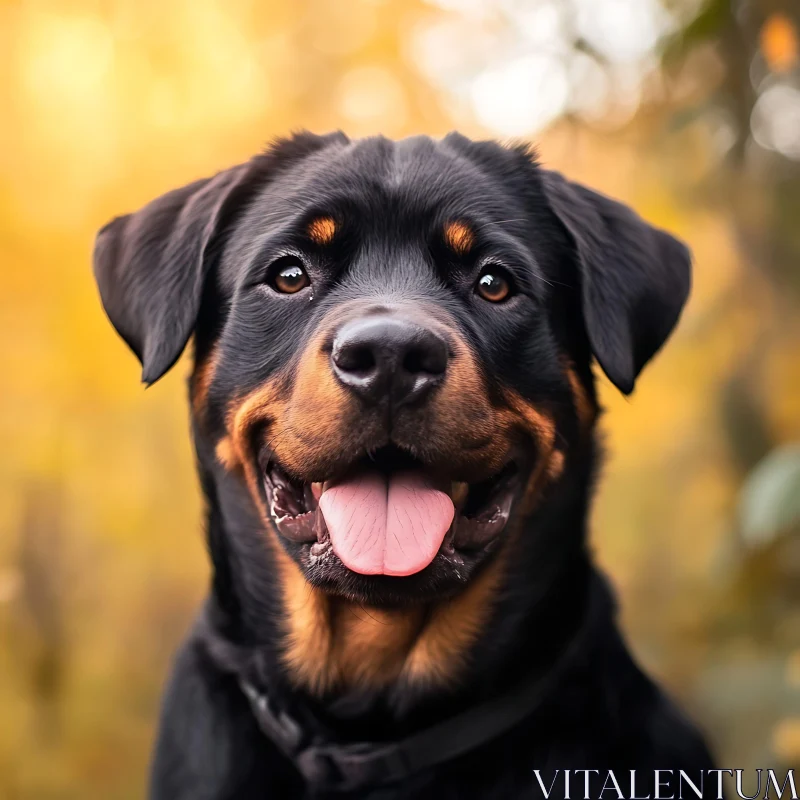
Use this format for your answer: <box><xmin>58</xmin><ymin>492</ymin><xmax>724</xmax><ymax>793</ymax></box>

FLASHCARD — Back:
<box><xmin>358</xmin><ymin>604</ymin><xmax>390</xmax><ymax>625</ymax></box>
<box><xmin>474</xmin><ymin>218</ymin><xmax>527</xmax><ymax>230</ymax></box>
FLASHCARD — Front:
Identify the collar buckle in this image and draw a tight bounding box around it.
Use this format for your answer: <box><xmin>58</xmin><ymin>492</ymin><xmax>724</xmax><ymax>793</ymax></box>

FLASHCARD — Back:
<box><xmin>240</xmin><ymin>679</ymin><xmax>303</xmax><ymax>754</ymax></box>
<box><xmin>295</xmin><ymin>742</ymin><xmax>410</xmax><ymax>792</ymax></box>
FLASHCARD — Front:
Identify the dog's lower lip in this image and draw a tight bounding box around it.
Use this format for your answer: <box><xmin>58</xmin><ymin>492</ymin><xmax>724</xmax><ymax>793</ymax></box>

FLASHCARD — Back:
<box><xmin>262</xmin><ymin>455</ymin><xmax>518</xmax><ymax>557</ymax></box>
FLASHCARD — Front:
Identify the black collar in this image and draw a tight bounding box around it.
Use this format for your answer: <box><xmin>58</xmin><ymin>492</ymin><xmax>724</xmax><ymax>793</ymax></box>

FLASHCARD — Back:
<box><xmin>221</xmin><ymin>577</ymin><xmax>603</xmax><ymax>794</ymax></box>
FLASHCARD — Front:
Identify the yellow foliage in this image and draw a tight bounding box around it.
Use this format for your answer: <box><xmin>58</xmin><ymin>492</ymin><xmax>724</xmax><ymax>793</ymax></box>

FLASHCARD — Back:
<box><xmin>760</xmin><ymin>14</ymin><xmax>799</xmax><ymax>74</ymax></box>
<box><xmin>773</xmin><ymin>717</ymin><xmax>800</xmax><ymax>763</ymax></box>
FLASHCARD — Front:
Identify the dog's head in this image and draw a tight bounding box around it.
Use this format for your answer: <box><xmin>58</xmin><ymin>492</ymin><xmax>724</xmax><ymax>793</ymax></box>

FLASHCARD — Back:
<box><xmin>94</xmin><ymin>132</ymin><xmax>690</xmax><ymax>609</ymax></box>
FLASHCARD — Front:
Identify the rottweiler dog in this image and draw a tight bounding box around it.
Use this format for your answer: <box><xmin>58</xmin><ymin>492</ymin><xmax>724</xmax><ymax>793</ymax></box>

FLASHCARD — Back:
<box><xmin>93</xmin><ymin>132</ymin><xmax>715</xmax><ymax>799</ymax></box>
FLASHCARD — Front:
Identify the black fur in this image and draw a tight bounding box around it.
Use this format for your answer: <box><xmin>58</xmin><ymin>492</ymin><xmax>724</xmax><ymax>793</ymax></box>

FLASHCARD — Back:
<box><xmin>540</xmin><ymin>171</ymin><xmax>691</xmax><ymax>394</ymax></box>
<box><xmin>93</xmin><ymin>132</ymin><xmax>714</xmax><ymax>799</ymax></box>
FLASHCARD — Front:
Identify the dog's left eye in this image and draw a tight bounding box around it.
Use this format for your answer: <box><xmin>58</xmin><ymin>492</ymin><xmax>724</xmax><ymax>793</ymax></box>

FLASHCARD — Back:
<box><xmin>475</xmin><ymin>268</ymin><xmax>513</xmax><ymax>303</ymax></box>
<box><xmin>268</xmin><ymin>258</ymin><xmax>310</xmax><ymax>294</ymax></box>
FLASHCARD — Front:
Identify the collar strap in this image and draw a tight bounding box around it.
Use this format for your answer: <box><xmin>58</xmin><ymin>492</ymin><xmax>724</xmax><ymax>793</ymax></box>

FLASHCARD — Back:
<box><xmin>238</xmin><ymin>592</ymin><xmax>598</xmax><ymax>793</ymax></box>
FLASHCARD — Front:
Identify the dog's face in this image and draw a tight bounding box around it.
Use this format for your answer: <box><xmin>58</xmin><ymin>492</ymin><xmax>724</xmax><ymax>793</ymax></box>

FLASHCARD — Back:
<box><xmin>94</xmin><ymin>132</ymin><xmax>690</xmax><ymax>609</ymax></box>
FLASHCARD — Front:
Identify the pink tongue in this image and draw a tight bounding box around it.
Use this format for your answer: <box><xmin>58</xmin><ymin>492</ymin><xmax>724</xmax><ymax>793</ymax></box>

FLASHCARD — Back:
<box><xmin>319</xmin><ymin>470</ymin><xmax>455</xmax><ymax>576</ymax></box>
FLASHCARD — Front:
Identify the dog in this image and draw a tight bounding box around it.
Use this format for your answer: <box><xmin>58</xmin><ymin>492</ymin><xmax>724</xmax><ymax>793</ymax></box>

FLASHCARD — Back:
<box><xmin>93</xmin><ymin>131</ymin><xmax>715</xmax><ymax>798</ymax></box>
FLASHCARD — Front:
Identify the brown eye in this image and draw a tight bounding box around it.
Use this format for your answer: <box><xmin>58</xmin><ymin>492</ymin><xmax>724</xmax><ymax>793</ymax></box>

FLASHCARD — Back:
<box><xmin>476</xmin><ymin>269</ymin><xmax>512</xmax><ymax>303</ymax></box>
<box><xmin>269</xmin><ymin>259</ymin><xmax>310</xmax><ymax>294</ymax></box>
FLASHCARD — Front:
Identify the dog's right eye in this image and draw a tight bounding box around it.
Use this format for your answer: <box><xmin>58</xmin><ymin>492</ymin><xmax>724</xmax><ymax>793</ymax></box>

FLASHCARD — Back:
<box><xmin>267</xmin><ymin>257</ymin><xmax>310</xmax><ymax>294</ymax></box>
<box><xmin>475</xmin><ymin>267</ymin><xmax>513</xmax><ymax>303</ymax></box>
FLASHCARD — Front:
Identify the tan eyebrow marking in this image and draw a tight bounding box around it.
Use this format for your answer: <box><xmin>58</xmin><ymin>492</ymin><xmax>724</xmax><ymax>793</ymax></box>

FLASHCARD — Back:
<box><xmin>307</xmin><ymin>216</ymin><xmax>337</xmax><ymax>245</ymax></box>
<box><xmin>443</xmin><ymin>220</ymin><xmax>475</xmax><ymax>256</ymax></box>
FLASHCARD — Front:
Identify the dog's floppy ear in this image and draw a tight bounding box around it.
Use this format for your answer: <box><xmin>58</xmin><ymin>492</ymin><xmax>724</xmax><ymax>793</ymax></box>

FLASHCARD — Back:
<box><xmin>93</xmin><ymin>163</ymin><xmax>255</xmax><ymax>385</ymax></box>
<box><xmin>541</xmin><ymin>170</ymin><xmax>691</xmax><ymax>394</ymax></box>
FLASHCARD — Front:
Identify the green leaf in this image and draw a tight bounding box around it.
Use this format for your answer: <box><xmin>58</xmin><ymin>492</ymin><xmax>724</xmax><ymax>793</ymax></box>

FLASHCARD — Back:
<box><xmin>739</xmin><ymin>444</ymin><xmax>800</xmax><ymax>547</ymax></box>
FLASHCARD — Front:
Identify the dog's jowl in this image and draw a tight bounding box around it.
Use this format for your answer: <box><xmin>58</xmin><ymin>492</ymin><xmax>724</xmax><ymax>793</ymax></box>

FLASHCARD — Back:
<box><xmin>93</xmin><ymin>132</ymin><xmax>715</xmax><ymax>799</ymax></box>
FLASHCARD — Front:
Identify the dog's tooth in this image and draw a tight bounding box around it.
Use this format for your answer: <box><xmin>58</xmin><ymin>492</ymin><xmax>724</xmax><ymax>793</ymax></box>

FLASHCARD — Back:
<box><xmin>313</xmin><ymin>506</ymin><xmax>328</xmax><ymax>542</ymax></box>
<box><xmin>450</xmin><ymin>481</ymin><xmax>469</xmax><ymax>509</ymax></box>
<box><xmin>311</xmin><ymin>482</ymin><xmax>323</xmax><ymax>500</ymax></box>
<box><xmin>303</xmin><ymin>483</ymin><xmax>318</xmax><ymax>511</ymax></box>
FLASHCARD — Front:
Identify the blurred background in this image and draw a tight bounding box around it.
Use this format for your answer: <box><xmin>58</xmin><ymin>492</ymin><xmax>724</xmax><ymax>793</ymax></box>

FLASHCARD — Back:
<box><xmin>1</xmin><ymin>0</ymin><xmax>799</xmax><ymax>796</ymax></box>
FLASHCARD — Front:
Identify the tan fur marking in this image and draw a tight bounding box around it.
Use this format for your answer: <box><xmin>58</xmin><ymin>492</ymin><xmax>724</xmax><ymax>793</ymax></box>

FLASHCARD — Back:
<box><xmin>272</xmin><ymin>527</ymin><xmax>496</xmax><ymax>691</ymax></box>
<box><xmin>273</xmin><ymin>545</ymin><xmax>335</xmax><ymax>694</ymax></box>
<box><xmin>401</xmin><ymin>553</ymin><xmax>506</xmax><ymax>684</ymax></box>
<box><xmin>332</xmin><ymin>603</ymin><xmax>425</xmax><ymax>687</ymax></box>
<box><xmin>226</xmin><ymin>330</ymin><xmax>353</xmax><ymax>481</ymax></box>
<box><xmin>277</xmin><ymin>552</ymin><xmax>507</xmax><ymax>692</ymax></box>
<box><xmin>443</xmin><ymin>221</ymin><xmax>475</xmax><ymax>256</ymax></box>
<box><xmin>215</xmin><ymin>437</ymin><xmax>237</xmax><ymax>470</ymax></box>
<box><xmin>546</xmin><ymin>449</ymin><xmax>565</xmax><ymax>482</ymax></box>
<box><xmin>225</xmin><ymin>378</ymin><xmax>288</xmax><ymax>521</ymax></box>
<box><xmin>192</xmin><ymin>345</ymin><xmax>220</xmax><ymax>417</ymax></box>
<box><xmin>500</xmin><ymin>390</ymin><xmax>558</xmax><ymax>515</ymax></box>
<box><xmin>502</xmin><ymin>391</ymin><xmax>557</xmax><ymax>450</ymax></box>
<box><xmin>411</xmin><ymin>338</ymin><xmax>510</xmax><ymax>481</ymax></box>
<box><xmin>275</xmin><ymin>340</ymin><xmax>351</xmax><ymax>475</ymax></box>
<box><xmin>307</xmin><ymin>216</ymin><xmax>337</xmax><ymax>245</ymax></box>
<box><xmin>565</xmin><ymin>365</ymin><xmax>596</xmax><ymax>430</ymax></box>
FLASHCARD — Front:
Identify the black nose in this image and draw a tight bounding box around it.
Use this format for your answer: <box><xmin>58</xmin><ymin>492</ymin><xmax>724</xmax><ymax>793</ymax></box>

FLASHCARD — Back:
<box><xmin>331</xmin><ymin>316</ymin><xmax>448</xmax><ymax>406</ymax></box>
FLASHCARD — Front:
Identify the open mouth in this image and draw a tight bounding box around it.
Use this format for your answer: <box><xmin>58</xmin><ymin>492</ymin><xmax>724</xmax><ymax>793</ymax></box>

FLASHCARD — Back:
<box><xmin>261</xmin><ymin>446</ymin><xmax>518</xmax><ymax>578</ymax></box>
